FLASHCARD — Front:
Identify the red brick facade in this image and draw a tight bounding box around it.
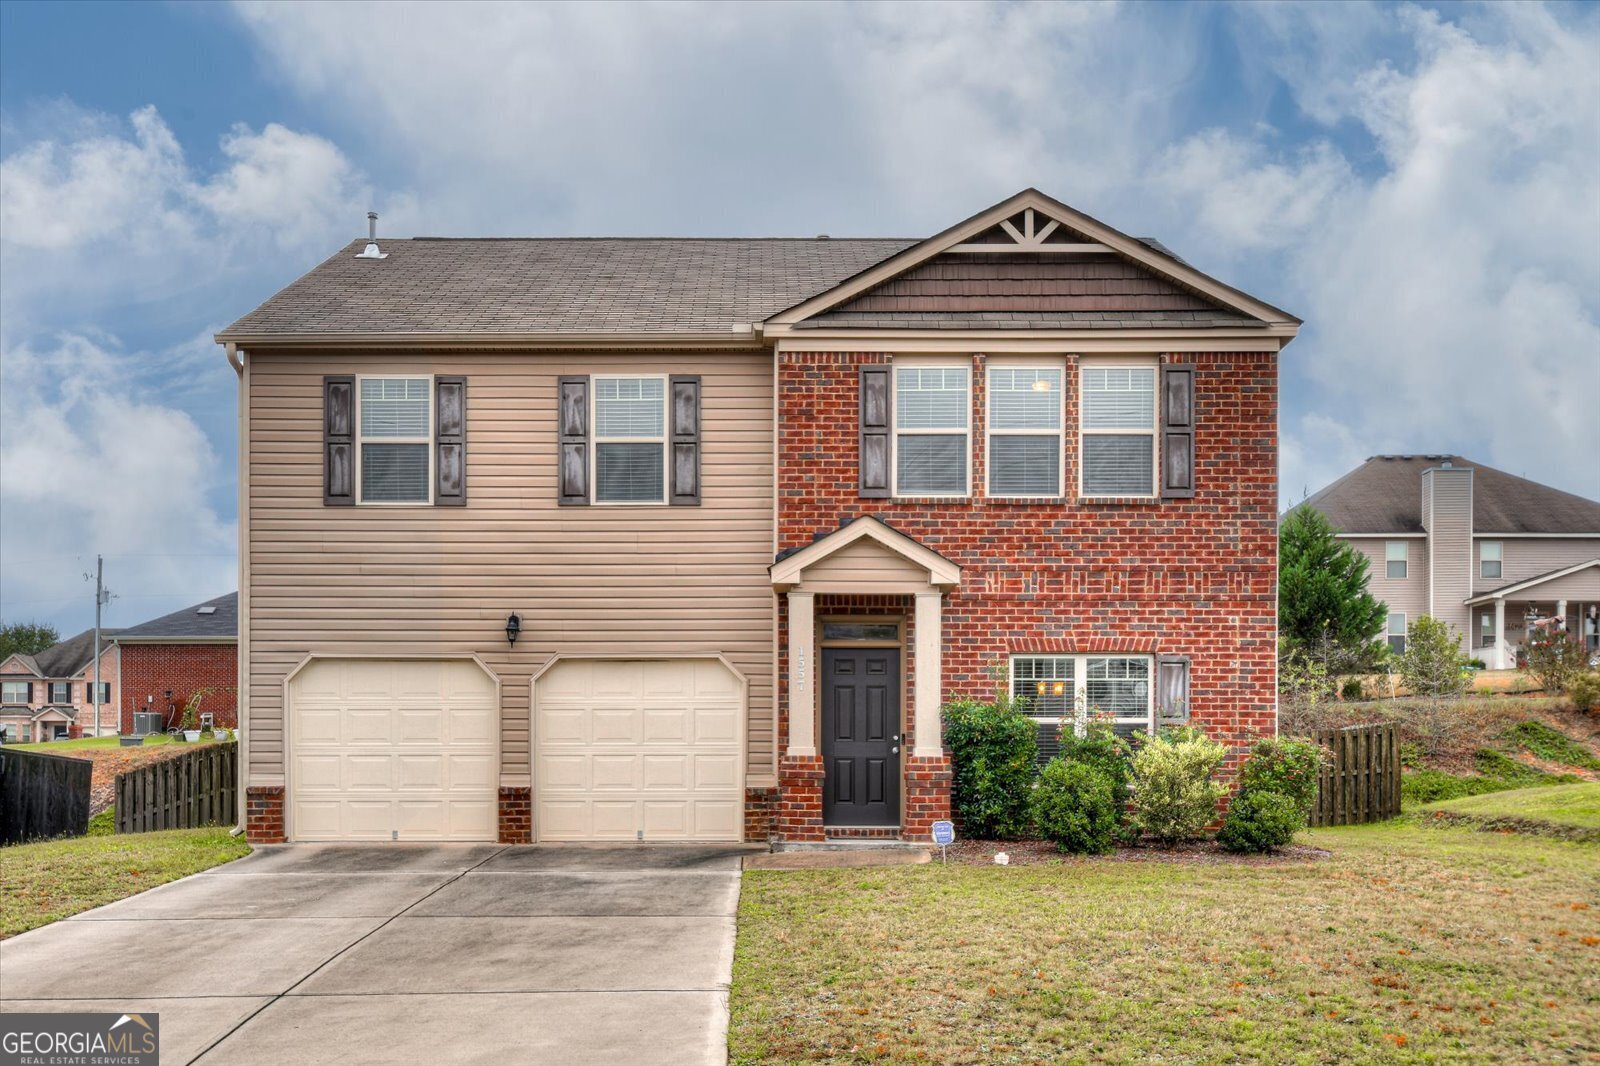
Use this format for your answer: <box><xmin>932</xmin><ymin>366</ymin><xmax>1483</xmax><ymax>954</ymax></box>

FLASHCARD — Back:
<box><xmin>245</xmin><ymin>784</ymin><xmax>286</xmax><ymax>843</ymax></box>
<box><xmin>498</xmin><ymin>787</ymin><xmax>533</xmax><ymax>843</ymax></box>
<box><xmin>773</xmin><ymin>350</ymin><xmax>1278</xmax><ymax>841</ymax></box>
<box><xmin>119</xmin><ymin>643</ymin><xmax>238</xmax><ymax>734</ymax></box>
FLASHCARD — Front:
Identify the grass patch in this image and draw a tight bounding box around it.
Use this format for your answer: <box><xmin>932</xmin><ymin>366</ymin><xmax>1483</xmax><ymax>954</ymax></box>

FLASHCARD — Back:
<box><xmin>0</xmin><ymin>828</ymin><xmax>250</xmax><ymax>939</ymax></box>
<box><xmin>86</xmin><ymin>808</ymin><xmax>116</xmax><ymax>836</ymax></box>
<box><xmin>1501</xmin><ymin>721</ymin><xmax>1600</xmax><ymax>772</ymax></box>
<box><xmin>1425</xmin><ymin>783</ymin><xmax>1600</xmax><ymax>832</ymax></box>
<box><xmin>1402</xmin><ymin>750</ymin><xmax>1578</xmax><ymax>806</ymax></box>
<box><xmin>11</xmin><ymin>733</ymin><xmax>216</xmax><ymax>753</ymax></box>
<box><xmin>730</xmin><ymin>822</ymin><xmax>1599</xmax><ymax>1064</ymax></box>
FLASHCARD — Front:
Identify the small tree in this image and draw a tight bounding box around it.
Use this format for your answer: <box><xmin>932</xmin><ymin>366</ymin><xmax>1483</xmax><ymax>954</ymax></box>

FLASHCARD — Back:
<box><xmin>0</xmin><ymin>621</ymin><xmax>60</xmax><ymax>662</ymax></box>
<box><xmin>1396</xmin><ymin>616</ymin><xmax>1469</xmax><ymax>697</ymax></box>
<box><xmin>1523</xmin><ymin>629</ymin><xmax>1590</xmax><ymax>695</ymax></box>
<box><xmin>1278</xmin><ymin>507</ymin><xmax>1387</xmax><ymax>654</ymax></box>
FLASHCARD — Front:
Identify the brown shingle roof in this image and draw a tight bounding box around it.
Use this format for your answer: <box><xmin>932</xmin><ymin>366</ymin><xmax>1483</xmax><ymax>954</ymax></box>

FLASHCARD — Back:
<box><xmin>1295</xmin><ymin>455</ymin><xmax>1600</xmax><ymax>535</ymax></box>
<box><xmin>219</xmin><ymin>238</ymin><xmax>916</xmax><ymax>338</ymax></box>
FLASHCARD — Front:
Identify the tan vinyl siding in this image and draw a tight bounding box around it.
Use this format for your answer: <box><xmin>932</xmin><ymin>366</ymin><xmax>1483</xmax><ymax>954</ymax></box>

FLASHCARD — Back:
<box><xmin>1348</xmin><ymin>537</ymin><xmax>1428</xmax><ymax>626</ymax></box>
<box><xmin>798</xmin><ymin>538</ymin><xmax>933</xmax><ymax>592</ymax></box>
<box><xmin>246</xmin><ymin>349</ymin><xmax>775</xmax><ymax>788</ymax></box>
<box><xmin>1476</xmin><ymin>537</ymin><xmax>1600</xmax><ymax>594</ymax></box>
<box><xmin>1423</xmin><ymin>468</ymin><xmax>1473</xmax><ymax>640</ymax></box>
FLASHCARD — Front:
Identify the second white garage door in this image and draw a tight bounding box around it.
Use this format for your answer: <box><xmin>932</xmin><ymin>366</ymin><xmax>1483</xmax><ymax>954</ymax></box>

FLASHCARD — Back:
<box><xmin>289</xmin><ymin>658</ymin><xmax>498</xmax><ymax>842</ymax></box>
<box><xmin>534</xmin><ymin>658</ymin><xmax>743</xmax><ymax>842</ymax></box>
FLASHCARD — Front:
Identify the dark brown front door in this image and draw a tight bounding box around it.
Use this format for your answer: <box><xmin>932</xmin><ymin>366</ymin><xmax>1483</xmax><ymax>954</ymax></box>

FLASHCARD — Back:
<box><xmin>822</xmin><ymin>647</ymin><xmax>901</xmax><ymax>826</ymax></box>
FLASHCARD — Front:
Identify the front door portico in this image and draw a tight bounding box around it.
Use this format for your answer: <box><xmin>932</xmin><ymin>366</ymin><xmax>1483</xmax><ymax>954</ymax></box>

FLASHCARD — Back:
<box><xmin>821</xmin><ymin>647</ymin><xmax>901</xmax><ymax>827</ymax></box>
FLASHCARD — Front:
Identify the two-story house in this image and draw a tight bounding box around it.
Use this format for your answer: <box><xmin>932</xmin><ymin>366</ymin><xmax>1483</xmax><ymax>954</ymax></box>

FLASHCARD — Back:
<box><xmin>218</xmin><ymin>189</ymin><xmax>1298</xmax><ymax>845</ymax></box>
<box><xmin>1299</xmin><ymin>455</ymin><xmax>1600</xmax><ymax>667</ymax></box>
<box><xmin>0</xmin><ymin>629</ymin><xmax>120</xmax><ymax>742</ymax></box>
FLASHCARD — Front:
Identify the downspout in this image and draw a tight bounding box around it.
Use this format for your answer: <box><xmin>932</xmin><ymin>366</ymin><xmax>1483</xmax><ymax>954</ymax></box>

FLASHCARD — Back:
<box><xmin>226</xmin><ymin>343</ymin><xmax>249</xmax><ymax>836</ymax></box>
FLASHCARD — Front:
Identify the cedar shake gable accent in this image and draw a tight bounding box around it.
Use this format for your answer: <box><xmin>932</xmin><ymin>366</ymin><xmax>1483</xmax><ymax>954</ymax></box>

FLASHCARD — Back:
<box><xmin>1294</xmin><ymin>455</ymin><xmax>1600</xmax><ymax>535</ymax></box>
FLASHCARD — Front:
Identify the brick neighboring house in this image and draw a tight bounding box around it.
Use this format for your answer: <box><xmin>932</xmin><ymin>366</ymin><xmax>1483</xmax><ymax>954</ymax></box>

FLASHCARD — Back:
<box><xmin>114</xmin><ymin>593</ymin><xmax>239</xmax><ymax>734</ymax></box>
<box><xmin>0</xmin><ymin>630</ymin><xmax>121</xmax><ymax>742</ymax></box>
<box><xmin>1295</xmin><ymin>455</ymin><xmax>1600</xmax><ymax>667</ymax></box>
<box><xmin>220</xmin><ymin>188</ymin><xmax>1297</xmax><ymax>845</ymax></box>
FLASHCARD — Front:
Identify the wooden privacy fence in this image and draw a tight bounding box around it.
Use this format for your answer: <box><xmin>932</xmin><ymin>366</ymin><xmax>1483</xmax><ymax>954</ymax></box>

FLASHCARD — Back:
<box><xmin>0</xmin><ymin>748</ymin><xmax>92</xmax><ymax>844</ymax></box>
<box><xmin>1310</xmin><ymin>722</ymin><xmax>1402</xmax><ymax>827</ymax></box>
<box><xmin>116</xmin><ymin>742</ymin><xmax>238</xmax><ymax>834</ymax></box>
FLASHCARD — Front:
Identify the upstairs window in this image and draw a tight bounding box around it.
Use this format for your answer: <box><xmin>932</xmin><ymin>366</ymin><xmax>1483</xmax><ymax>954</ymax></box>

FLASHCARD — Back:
<box><xmin>1</xmin><ymin>681</ymin><xmax>29</xmax><ymax>704</ymax></box>
<box><xmin>987</xmin><ymin>364</ymin><xmax>1063</xmax><ymax>497</ymax></box>
<box><xmin>358</xmin><ymin>377</ymin><xmax>432</xmax><ymax>503</ymax></box>
<box><xmin>593</xmin><ymin>376</ymin><xmax>667</xmax><ymax>504</ymax></box>
<box><xmin>1386</xmin><ymin>541</ymin><xmax>1408</xmax><ymax>579</ymax></box>
<box><xmin>894</xmin><ymin>364</ymin><xmax>970</xmax><ymax>497</ymax></box>
<box><xmin>48</xmin><ymin>682</ymin><xmax>71</xmax><ymax>704</ymax></box>
<box><xmin>1387</xmin><ymin>612</ymin><xmax>1407</xmax><ymax>655</ymax></box>
<box><xmin>1480</xmin><ymin>541</ymin><xmax>1502</xmax><ymax>580</ymax></box>
<box><xmin>1080</xmin><ymin>362</ymin><xmax>1157</xmax><ymax>497</ymax></box>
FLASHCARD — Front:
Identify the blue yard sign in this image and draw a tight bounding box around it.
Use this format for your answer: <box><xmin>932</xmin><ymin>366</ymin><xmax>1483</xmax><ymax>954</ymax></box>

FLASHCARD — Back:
<box><xmin>931</xmin><ymin>819</ymin><xmax>955</xmax><ymax>864</ymax></box>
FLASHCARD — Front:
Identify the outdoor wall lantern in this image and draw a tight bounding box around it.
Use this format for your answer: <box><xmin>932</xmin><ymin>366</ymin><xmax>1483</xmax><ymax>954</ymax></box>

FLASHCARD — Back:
<box><xmin>505</xmin><ymin>613</ymin><xmax>522</xmax><ymax>647</ymax></box>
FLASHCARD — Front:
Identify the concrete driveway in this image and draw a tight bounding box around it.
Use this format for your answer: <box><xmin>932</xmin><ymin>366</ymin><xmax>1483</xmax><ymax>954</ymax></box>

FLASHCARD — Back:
<box><xmin>0</xmin><ymin>843</ymin><xmax>751</xmax><ymax>1065</ymax></box>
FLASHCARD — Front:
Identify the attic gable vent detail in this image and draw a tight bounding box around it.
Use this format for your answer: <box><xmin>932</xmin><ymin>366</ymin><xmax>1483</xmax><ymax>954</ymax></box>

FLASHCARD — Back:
<box><xmin>949</xmin><ymin>208</ymin><xmax>1112</xmax><ymax>255</ymax></box>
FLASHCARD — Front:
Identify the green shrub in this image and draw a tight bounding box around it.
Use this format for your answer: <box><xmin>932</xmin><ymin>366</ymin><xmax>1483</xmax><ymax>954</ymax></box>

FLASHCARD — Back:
<box><xmin>1057</xmin><ymin>720</ymin><xmax>1131</xmax><ymax>806</ymax></box>
<box><xmin>1217</xmin><ymin>790</ymin><xmax>1303</xmax><ymax>853</ymax></box>
<box><xmin>1397</xmin><ymin>616</ymin><xmax>1470</xmax><ymax>697</ymax></box>
<box><xmin>1524</xmin><ymin>629</ymin><xmax>1590</xmax><ymax>695</ymax></box>
<box><xmin>942</xmin><ymin>697</ymin><xmax>1037</xmax><ymax>839</ymax></box>
<box><xmin>1402</xmin><ymin>769</ymin><xmax>1512</xmax><ymax>805</ymax></box>
<box><xmin>1340</xmin><ymin>678</ymin><xmax>1364</xmax><ymax>701</ymax></box>
<box><xmin>1236</xmin><ymin>737</ymin><xmax>1323</xmax><ymax>817</ymax></box>
<box><xmin>1128</xmin><ymin>727</ymin><xmax>1227</xmax><ymax>845</ymax></box>
<box><xmin>1568</xmin><ymin>671</ymin><xmax>1600</xmax><ymax>712</ymax></box>
<box><xmin>1032</xmin><ymin>759</ymin><xmax>1118</xmax><ymax>854</ymax></box>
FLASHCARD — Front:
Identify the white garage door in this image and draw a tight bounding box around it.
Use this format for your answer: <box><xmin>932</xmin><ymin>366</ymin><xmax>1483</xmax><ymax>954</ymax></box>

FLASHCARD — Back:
<box><xmin>535</xmin><ymin>659</ymin><xmax>743</xmax><ymax>842</ymax></box>
<box><xmin>289</xmin><ymin>659</ymin><xmax>498</xmax><ymax>842</ymax></box>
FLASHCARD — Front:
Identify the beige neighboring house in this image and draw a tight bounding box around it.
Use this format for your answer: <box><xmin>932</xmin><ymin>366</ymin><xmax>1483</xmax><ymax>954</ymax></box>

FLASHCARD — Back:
<box><xmin>1298</xmin><ymin>455</ymin><xmax>1600</xmax><ymax>668</ymax></box>
<box><xmin>0</xmin><ymin>630</ymin><xmax>121</xmax><ymax>743</ymax></box>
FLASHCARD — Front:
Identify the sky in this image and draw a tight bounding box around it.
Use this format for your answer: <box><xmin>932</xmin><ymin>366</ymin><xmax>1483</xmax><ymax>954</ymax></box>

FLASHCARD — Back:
<box><xmin>2</xmin><ymin>0</ymin><xmax>1597</xmax><ymax>637</ymax></box>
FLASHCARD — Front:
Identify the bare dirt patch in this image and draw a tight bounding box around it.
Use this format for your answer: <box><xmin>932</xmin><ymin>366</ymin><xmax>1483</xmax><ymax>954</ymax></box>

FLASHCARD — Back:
<box><xmin>51</xmin><ymin>744</ymin><xmax>218</xmax><ymax>814</ymax></box>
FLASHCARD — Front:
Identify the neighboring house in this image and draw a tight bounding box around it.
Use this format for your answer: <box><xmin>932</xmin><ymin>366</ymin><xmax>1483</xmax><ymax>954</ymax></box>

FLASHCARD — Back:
<box><xmin>114</xmin><ymin>592</ymin><xmax>239</xmax><ymax>733</ymax></box>
<box><xmin>0</xmin><ymin>630</ymin><xmax>121</xmax><ymax>742</ymax></box>
<box><xmin>218</xmin><ymin>188</ymin><xmax>1298</xmax><ymax>845</ymax></box>
<box><xmin>1297</xmin><ymin>455</ymin><xmax>1600</xmax><ymax>668</ymax></box>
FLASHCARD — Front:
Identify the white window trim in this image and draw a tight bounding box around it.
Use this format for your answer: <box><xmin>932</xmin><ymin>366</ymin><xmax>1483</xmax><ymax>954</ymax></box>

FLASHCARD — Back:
<box><xmin>2</xmin><ymin>681</ymin><xmax>29</xmax><ymax>703</ymax></box>
<box><xmin>590</xmin><ymin>373</ymin><xmax>669</xmax><ymax>507</ymax></box>
<box><xmin>891</xmin><ymin>358</ymin><xmax>972</xmax><ymax>499</ymax></box>
<box><xmin>1009</xmin><ymin>653</ymin><xmax>1156</xmax><ymax>736</ymax></box>
<box><xmin>985</xmin><ymin>358</ymin><xmax>1065</xmax><ymax>499</ymax></box>
<box><xmin>1387</xmin><ymin>612</ymin><xmax>1407</xmax><ymax>654</ymax></box>
<box><xmin>1386</xmin><ymin>540</ymin><xmax>1408</xmax><ymax>579</ymax></box>
<box><xmin>47</xmin><ymin>682</ymin><xmax>71</xmax><ymax>704</ymax></box>
<box><xmin>355</xmin><ymin>374</ymin><xmax>434</xmax><ymax>506</ymax></box>
<box><xmin>1479</xmin><ymin>540</ymin><xmax>1503</xmax><ymax>579</ymax></box>
<box><xmin>1077</xmin><ymin>356</ymin><xmax>1159</xmax><ymax>500</ymax></box>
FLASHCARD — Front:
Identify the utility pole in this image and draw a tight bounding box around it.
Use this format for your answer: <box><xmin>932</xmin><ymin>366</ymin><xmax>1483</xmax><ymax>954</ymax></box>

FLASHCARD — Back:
<box><xmin>89</xmin><ymin>556</ymin><xmax>110</xmax><ymax>738</ymax></box>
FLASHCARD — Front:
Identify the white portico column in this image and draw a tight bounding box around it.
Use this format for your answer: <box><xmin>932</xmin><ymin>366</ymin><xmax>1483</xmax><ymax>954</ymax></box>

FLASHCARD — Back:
<box><xmin>914</xmin><ymin>590</ymin><xmax>944</xmax><ymax>757</ymax></box>
<box><xmin>1494</xmin><ymin>598</ymin><xmax>1506</xmax><ymax>670</ymax></box>
<box><xmin>1557</xmin><ymin>600</ymin><xmax>1568</xmax><ymax>633</ymax></box>
<box><xmin>786</xmin><ymin>590</ymin><xmax>816</xmax><ymax>757</ymax></box>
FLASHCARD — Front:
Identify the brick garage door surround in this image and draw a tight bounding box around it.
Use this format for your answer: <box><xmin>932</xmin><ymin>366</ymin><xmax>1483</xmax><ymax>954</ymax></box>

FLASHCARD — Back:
<box><xmin>773</xmin><ymin>350</ymin><xmax>1279</xmax><ymax>840</ymax></box>
<box><xmin>120</xmin><ymin>642</ymin><xmax>238</xmax><ymax>733</ymax></box>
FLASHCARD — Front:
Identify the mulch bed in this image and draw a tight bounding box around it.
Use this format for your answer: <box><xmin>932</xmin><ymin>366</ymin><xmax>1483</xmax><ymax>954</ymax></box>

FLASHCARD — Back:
<box><xmin>944</xmin><ymin>838</ymin><xmax>1332</xmax><ymax>867</ymax></box>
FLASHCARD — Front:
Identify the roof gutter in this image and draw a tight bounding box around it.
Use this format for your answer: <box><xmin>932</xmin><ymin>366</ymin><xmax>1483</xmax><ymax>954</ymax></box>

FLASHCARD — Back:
<box><xmin>213</xmin><ymin>331</ymin><xmax>770</xmax><ymax>351</ymax></box>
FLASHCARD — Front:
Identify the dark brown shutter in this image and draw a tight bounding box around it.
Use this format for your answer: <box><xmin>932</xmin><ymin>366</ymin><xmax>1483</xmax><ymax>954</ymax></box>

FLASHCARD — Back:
<box><xmin>324</xmin><ymin>375</ymin><xmax>355</xmax><ymax>506</ymax></box>
<box><xmin>669</xmin><ymin>375</ymin><xmax>701</xmax><ymax>506</ymax></box>
<box><xmin>435</xmin><ymin>376</ymin><xmax>466</xmax><ymax>506</ymax></box>
<box><xmin>26</xmin><ymin>682</ymin><xmax>34</xmax><ymax>703</ymax></box>
<box><xmin>1157</xmin><ymin>656</ymin><xmax>1191</xmax><ymax>726</ymax></box>
<box><xmin>1161</xmin><ymin>363</ymin><xmax>1195</xmax><ymax>499</ymax></box>
<box><xmin>558</xmin><ymin>376</ymin><xmax>590</xmax><ymax>506</ymax></box>
<box><xmin>859</xmin><ymin>365</ymin><xmax>892</xmax><ymax>498</ymax></box>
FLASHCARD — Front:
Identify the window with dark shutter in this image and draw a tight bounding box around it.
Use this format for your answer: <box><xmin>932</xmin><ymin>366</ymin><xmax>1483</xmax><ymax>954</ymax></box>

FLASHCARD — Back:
<box><xmin>669</xmin><ymin>375</ymin><xmax>701</xmax><ymax>505</ymax></box>
<box><xmin>859</xmin><ymin>366</ymin><xmax>891</xmax><ymax>498</ymax></box>
<box><xmin>1156</xmin><ymin>656</ymin><xmax>1191</xmax><ymax>726</ymax></box>
<box><xmin>324</xmin><ymin>375</ymin><xmax>355</xmax><ymax>505</ymax></box>
<box><xmin>558</xmin><ymin>376</ymin><xmax>590</xmax><ymax>505</ymax></box>
<box><xmin>1160</xmin><ymin>364</ymin><xmax>1195</xmax><ymax>499</ymax></box>
<box><xmin>435</xmin><ymin>376</ymin><xmax>466</xmax><ymax>506</ymax></box>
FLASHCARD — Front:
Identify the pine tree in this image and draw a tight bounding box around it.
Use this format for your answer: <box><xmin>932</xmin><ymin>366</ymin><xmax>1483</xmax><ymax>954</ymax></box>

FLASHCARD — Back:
<box><xmin>1278</xmin><ymin>506</ymin><xmax>1386</xmax><ymax>652</ymax></box>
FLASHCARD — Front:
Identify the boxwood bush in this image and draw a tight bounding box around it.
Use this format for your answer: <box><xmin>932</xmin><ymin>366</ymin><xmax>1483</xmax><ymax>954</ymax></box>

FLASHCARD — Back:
<box><xmin>942</xmin><ymin>697</ymin><xmax>1037</xmax><ymax>839</ymax></box>
<box><xmin>1217</xmin><ymin>790</ymin><xmax>1304</xmax><ymax>853</ymax></box>
<box><xmin>1032</xmin><ymin>759</ymin><xmax>1117</xmax><ymax>854</ymax></box>
<box><xmin>1219</xmin><ymin>737</ymin><xmax>1324</xmax><ymax>853</ymax></box>
<box><xmin>1128</xmin><ymin>727</ymin><xmax>1227</xmax><ymax>846</ymax></box>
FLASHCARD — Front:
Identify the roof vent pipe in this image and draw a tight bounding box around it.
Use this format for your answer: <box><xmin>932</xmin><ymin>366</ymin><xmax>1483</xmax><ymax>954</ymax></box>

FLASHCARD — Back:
<box><xmin>356</xmin><ymin>211</ymin><xmax>388</xmax><ymax>260</ymax></box>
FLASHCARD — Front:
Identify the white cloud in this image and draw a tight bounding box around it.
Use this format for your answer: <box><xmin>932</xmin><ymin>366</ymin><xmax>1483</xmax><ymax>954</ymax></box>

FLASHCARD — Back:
<box><xmin>0</xmin><ymin>333</ymin><xmax>236</xmax><ymax>631</ymax></box>
<box><xmin>1164</xmin><ymin>4</ymin><xmax>1600</xmax><ymax>502</ymax></box>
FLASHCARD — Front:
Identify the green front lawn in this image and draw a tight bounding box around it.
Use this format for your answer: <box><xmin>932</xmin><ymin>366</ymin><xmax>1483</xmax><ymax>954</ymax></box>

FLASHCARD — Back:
<box><xmin>731</xmin><ymin>821</ymin><xmax>1600</xmax><ymax>1063</ymax></box>
<box><xmin>0</xmin><ymin>829</ymin><xmax>251</xmax><ymax>939</ymax></box>
<box><xmin>1425</xmin><ymin>782</ymin><xmax>1600</xmax><ymax>832</ymax></box>
<box><xmin>9</xmin><ymin>733</ymin><xmax>218</xmax><ymax>753</ymax></box>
